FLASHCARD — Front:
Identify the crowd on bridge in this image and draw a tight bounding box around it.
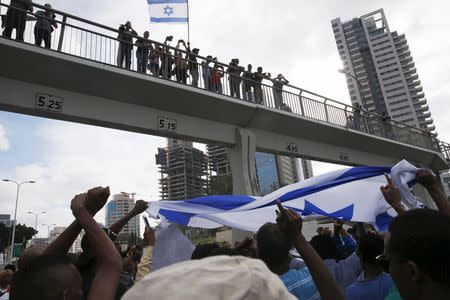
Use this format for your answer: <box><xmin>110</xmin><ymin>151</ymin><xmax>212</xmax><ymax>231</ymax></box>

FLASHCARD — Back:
<box><xmin>1</xmin><ymin>0</ymin><xmax>293</xmax><ymax>111</ymax></box>
<box><xmin>1</xmin><ymin>169</ymin><xmax>449</xmax><ymax>300</ymax></box>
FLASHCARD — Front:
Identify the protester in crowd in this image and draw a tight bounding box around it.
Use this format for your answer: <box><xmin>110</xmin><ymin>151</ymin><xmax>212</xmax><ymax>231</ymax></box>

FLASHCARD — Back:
<box><xmin>117</xmin><ymin>21</ymin><xmax>137</xmax><ymax>69</ymax></box>
<box><xmin>272</xmin><ymin>74</ymin><xmax>289</xmax><ymax>109</ymax></box>
<box><xmin>191</xmin><ymin>243</ymin><xmax>221</xmax><ymax>260</ymax></box>
<box><xmin>211</xmin><ymin>63</ymin><xmax>224</xmax><ymax>94</ymax></box>
<box><xmin>135</xmin><ymin>31</ymin><xmax>152</xmax><ymax>74</ymax></box>
<box><xmin>186</xmin><ymin>42</ymin><xmax>200</xmax><ymax>87</ymax></box>
<box><xmin>345</xmin><ymin>232</ymin><xmax>393</xmax><ymax>300</ymax></box>
<box><xmin>11</xmin><ymin>191</ymin><xmax>122</xmax><ymax>300</ymax></box>
<box><xmin>135</xmin><ymin>227</ymin><xmax>155</xmax><ymax>282</ymax></box>
<box><xmin>309</xmin><ymin>232</ymin><xmax>361</xmax><ymax>290</ymax></box>
<box><xmin>33</xmin><ymin>3</ymin><xmax>57</xmax><ymax>49</ymax></box>
<box><xmin>242</xmin><ymin>64</ymin><xmax>254</xmax><ymax>102</ymax></box>
<box><xmin>0</xmin><ymin>270</ymin><xmax>13</xmax><ymax>300</ymax></box>
<box><xmin>201</xmin><ymin>55</ymin><xmax>213</xmax><ymax>91</ymax></box>
<box><xmin>256</xmin><ymin>200</ymin><xmax>344</xmax><ymax>300</ymax></box>
<box><xmin>382</xmin><ymin>209</ymin><xmax>450</xmax><ymax>300</ymax></box>
<box><xmin>253</xmin><ymin>67</ymin><xmax>271</xmax><ymax>104</ymax></box>
<box><xmin>227</xmin><ymin>58</ymin><xmax>244</xmax><ymax>99</ymax></box>
<box><xmin>333</xmin><ymin>220</ymin><xmax>357</xmax><ymax>260</ymax></box>
<box><xmin>172</xmin><ymin>39</ymin><xmax>189</xmax><ymax>84</ymax></box>
<box><xmin>78</xmin><ymin>199</ymin><xmax>148</xmax><ymax>299</ymax></box>
<box><xmin>2</xmin><ymin>0</ymin><xmax>33</xmax><ymax>42</ymax></box>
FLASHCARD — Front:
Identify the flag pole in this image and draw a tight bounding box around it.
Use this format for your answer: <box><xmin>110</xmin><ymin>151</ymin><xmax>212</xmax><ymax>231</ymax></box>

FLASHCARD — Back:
<box><xmin>187</xmin><ymin>0</ymin><xmax>190</xmax><ymax>43</ymax></box>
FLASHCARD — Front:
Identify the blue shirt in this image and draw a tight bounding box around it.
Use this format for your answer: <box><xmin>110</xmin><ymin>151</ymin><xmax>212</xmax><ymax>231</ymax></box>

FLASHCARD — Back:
<box><xmin>280</xmin><ymin>268</ymin><xmax>320</xmax><ymax>300</ymax></box>
<box><xmin>345</xmin><ymin>272</ymin><xmax>393</xmax><ymax>300</ymax></box>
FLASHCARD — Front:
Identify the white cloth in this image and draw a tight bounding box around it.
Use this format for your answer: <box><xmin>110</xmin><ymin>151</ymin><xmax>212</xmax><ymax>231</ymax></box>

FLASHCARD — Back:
<box><xmin>147</xmin><ymin>160</ymin><xmax>422</xmax><ymax>232</ymax></box>
<box><xmin>123</xmin><ymin>256</ymin><xmax>296</xmax><ymax>300</ymax></box>
<box><xmin>151</xmin><ymin>222</ymin><xmax>195</xmax><ymax>271</ymax></box>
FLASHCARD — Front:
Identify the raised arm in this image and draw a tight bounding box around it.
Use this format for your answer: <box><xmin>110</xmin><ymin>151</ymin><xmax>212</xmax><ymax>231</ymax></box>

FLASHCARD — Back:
<box><xmin>135</xmin><ymin>227</ymin><xmax>156</xmax><ymax>282</ymax></box>
<box><xmin>380</xmin><ymin>173</ymin><xmax>406</xmax><ymax>215</ymax></box>
<box><xmin>276</xmin><ymin>200</ymin><xmax>344</xmax><ymax>300</ymax></box>
<box><xmin>44</xmin><ymin>187</ymin><xmax>110</xmax><ymax>256</ymax></box>
<box><xmin>416</xmin><ymin>169</ymin><xmax>450</xmax><ymax>215</ymax></box>
<box><xmin>71</xmin><ymin>193</ymin><xmax>122</xmax><ymax>300</ymax></box>
<box><xmin>109</xmin><ymin>200</ymin><xmax>148</xmax><ymax>235</ymax></box>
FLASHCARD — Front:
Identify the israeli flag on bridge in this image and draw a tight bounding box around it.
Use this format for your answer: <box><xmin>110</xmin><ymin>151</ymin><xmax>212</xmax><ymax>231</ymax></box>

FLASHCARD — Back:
<box><xmin>148</xmin><ymin>0</ymin><xmax>189</xmax><ymax>23</ymax></box>
<box><xmin>147</xmin><ymin>160</ymin><xmax>423</xmax><ymax>232</ymax></box>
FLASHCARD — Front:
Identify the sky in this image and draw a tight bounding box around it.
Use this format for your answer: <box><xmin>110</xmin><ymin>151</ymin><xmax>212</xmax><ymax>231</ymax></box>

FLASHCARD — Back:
<box><xmin>1</xmin><ymin>0</ymin><xmax>449</xmax><ymax>238</ymax></box>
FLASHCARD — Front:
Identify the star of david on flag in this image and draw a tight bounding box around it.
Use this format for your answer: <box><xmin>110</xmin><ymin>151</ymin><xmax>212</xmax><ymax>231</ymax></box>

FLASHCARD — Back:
<box><xmin>148</xmin><ymin>0</ymin><xmax>189</xmax><ymax>23</ymax></box>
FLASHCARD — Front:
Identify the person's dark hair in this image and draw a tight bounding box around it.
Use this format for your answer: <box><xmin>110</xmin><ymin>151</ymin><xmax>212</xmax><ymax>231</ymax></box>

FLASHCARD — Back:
<box><xmin>4</xmin><ymin>264</ymin><xmax>16</xmax><ymax>273</ymax></box>
<box><xmin>309</xmin><ymin>235</ymin><xmax>337</xmax><ymax>260</ymax></box>
<box><xmin>358</xmin><ymin>232</ymin><xmax>384</xmax><ymax>265</ymax></box>
<box><xmin>191</xmin><ymin>243</ymin><xmax>221</xmax><ymax>260</ymax></box>
<box><xmin>11</xmin><ymin>255</ymin><xmax>80</xmax><ymax>300</ymax></box>
<box><xmin>210</xmin><ymin>247</ymin><xmax>240</xmax><ymax>257</ymax></box>
<box><xmin>256</xmin><ymin>223</ymin><xmax>291</xmax><ymax>267</ymax></box>
<box><xmin>388</xmin><ymin>209</ymin><xmax>450</xmax><ymax>286</ymax></box>
<box><xmin>0</xmin><ymin>270</ymin><xmax>14</xmax><ymax>289</ymax></box>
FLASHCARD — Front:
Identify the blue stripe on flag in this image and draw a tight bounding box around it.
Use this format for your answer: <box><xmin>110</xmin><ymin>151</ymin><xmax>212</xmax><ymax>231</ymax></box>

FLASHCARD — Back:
<box><xmin>148</xmin><ymin>0</ymin><xmax>187</xmax><ymax>4</ymax></box>
<box><xmin>159</xmin><ymin>209</ymin><xmax>195</xmax><ymax>225</ymax></box>
<box><xmin>255</xmin><ymin>166</ymin><xmax>392</xmax><ymax>209</ymax></box>
<box><xmin>185</xmin><ymin>195</ymin><xmax>255</xmax><ymax>210</ymax></box>
<box><xmin>150</xmin><ymin>17</ymin><xmax>189</xmax><ymax>23</ymax></box>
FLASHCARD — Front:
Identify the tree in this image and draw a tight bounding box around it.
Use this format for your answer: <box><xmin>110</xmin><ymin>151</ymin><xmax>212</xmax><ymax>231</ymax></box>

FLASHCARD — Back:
<box><xmin>0</xmin><ymin>223</ymin><xmax>37</xmax><ymax>251</ymax></box>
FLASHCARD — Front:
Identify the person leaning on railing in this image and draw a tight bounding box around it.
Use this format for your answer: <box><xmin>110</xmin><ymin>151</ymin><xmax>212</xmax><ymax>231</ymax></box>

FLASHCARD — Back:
<box><xmin>136</xmin><ymin>31</ymin><xmax>152</xmax><ymax>74</ymax></box>
<box><xmin>253</xmin><ymin>67</ymin><xmax>271</xmax><ymax>105</ymax></box>
<box><xmin>186</xmin><ymin>42</ymin><xmax>200</xmax><ymax>87</ymax></box>
<box><xmin>2</xmin><ymin>0</ymin><xmax>33</xmax><ymax>42</ymax></box>
<box><xmin>33</xmin><ymin>3</ymin><xmax>57</xmax><ymax>49</ymax></box>
<box><xmin>272</xmin><ymin>74</ymin><xmax>289</xmax><ymax>109</ymax></box>
<box><xmin>117</xmin><ymin>21</ymin><xmax>137</xmax><ymax>69</ymax></box>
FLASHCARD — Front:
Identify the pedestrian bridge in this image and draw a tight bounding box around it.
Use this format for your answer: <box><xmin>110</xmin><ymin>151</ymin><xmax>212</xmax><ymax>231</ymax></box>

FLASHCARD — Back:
<box><xmin>0</xmin><ymin>2</ymin><xmax>448</xmax><ymax>195</ymax></box>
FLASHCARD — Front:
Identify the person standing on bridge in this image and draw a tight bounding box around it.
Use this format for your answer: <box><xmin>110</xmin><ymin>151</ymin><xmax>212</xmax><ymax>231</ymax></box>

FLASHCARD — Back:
<box><xmin>136</xmin><ymin>31</ymin><xmax>152</xmax><ymax>74</ymax></box>
<box><xmin>253</xmin><ymin>67</ymin><xmax>271</xmax><ymax>105</ymax></box>
<box><xmin>33</xmin><ymin>3</ymin><xmax>58</xmax><ymax>49</ymax></box>
<box><xmin>227</xmin><ymin>59</ymin><xmax>245</xmax><ymax>99</ymax></box>
<box><xmin>2</xmin><ymin>0</ymin><xmax>33</xmax><ymax>42</ymax></box>
<box><xmin>117</xmin><ymin>21</ymin><xmax>137</xmax><ymax>69</ymax></box>
<box><xmin>272</xmin><ymin>74</ymin><xmax>289</xmax><ymax>109</ymax></box>
<box><xmin>186</xmin><ymin>42</ymin><xmax>200</xmax><ymax>87</ymax></box>
<box><xmin>242</xmin><ymin>64</ymin><xmax>254</xmax><ymax>102</ymax></box>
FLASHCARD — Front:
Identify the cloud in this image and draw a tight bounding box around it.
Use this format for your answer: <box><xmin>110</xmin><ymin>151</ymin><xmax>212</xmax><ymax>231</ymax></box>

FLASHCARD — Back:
<box><xmin>1</xmin><ymin>120</ymin><xmax>167</xmax><ymax>237</ymax></box>
<box><xmin>0</xmin><ymin>124</ymin><xmax>9</xmax><ymax>151</ymax></box>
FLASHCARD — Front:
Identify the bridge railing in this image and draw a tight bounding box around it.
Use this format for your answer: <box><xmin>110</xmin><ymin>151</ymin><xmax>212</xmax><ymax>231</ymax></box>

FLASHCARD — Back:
<box><xmin>0</xmin><ymin>1</ymin><xmax>447</xmax><ymax>157</ymax></box>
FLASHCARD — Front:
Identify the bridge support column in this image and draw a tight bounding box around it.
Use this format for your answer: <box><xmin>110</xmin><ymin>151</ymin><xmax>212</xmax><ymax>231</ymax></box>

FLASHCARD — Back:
<box><xmin>226</xmin><ymin>128</ymin><xmax>260</xmax><ymax>244</ymax></box>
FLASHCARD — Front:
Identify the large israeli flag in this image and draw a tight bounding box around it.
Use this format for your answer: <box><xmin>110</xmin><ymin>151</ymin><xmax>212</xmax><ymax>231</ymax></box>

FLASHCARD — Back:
<box><xmin>148</xmin><ymin>0</ymin><xmax>189</xmax><ymax>23</ymax></box>
<box><xmin>146</xmin><ymin>160</ymin><xmax>423</xmax><ymax>232</ymax></box>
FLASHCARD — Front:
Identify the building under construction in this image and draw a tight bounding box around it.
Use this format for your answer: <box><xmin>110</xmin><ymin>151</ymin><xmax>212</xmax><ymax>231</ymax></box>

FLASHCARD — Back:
<box><xmin>206</xmin><ymin>144</ymin><xmax>231</xmax><ymax>176</ymax></box>
<box><xmin>155</xmin><ymin>140</ymin><xmax>209</xmax><ymax>201</ymax></box>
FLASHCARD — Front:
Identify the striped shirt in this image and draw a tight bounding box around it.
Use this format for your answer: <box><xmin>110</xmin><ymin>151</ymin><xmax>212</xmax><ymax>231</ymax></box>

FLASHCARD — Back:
<box><xmin>280</xmin><ymin>268</ymin><xmax>320</xmax><ymax>300</ymax></box>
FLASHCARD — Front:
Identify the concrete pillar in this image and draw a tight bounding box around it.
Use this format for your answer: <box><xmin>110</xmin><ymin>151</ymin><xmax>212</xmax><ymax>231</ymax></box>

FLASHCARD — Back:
<box><xmin>226</xmin><ymin>128</ymin><xmax>259</xmax><ymax>196</ymax></box>
<box><xmin>226</xmin><ymin>128</ymin><xmax>260</xmax><ymax>244</ymax></box>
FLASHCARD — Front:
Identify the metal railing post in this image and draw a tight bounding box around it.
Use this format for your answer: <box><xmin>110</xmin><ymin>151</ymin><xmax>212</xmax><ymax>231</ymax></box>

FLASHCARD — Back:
<box><xmin>57</xmin><ymin>15</ymin><xmax>67</xmax><ymax>52</ymax></box>
<box><xmin>324</xmin><ymin>99</ymin><xmax>330</xmax><ymax>122</ymax></box>
<box><xmin>299</xmin><ymin>91</ymin><xmax>305</xmax><ymax>116</ymax></box>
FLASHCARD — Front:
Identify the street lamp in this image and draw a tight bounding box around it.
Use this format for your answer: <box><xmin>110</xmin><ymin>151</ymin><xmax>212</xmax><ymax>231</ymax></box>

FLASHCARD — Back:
<box><xmin>42</xmin><ymin>224</ymin><xmax>56</xmax><ymax>243</ymax></box>
<box><xmin>27</xmin><ymin>211</ymin><xmax>46</xmax><ymax>233</ymax></box>
<box><xmin>2</xmin><ymin>179</ymin><xmax>36</xmax><ymax>262</ymax></box>
<box><xmin>338</xmin><ymin>68</ymin><xmax>367</xmax><ymax>106</ymax></box>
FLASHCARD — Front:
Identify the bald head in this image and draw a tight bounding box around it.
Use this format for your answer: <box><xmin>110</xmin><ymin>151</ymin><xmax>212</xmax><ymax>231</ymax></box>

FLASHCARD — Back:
<box><xmin>18</xmin><ymin>247</ymin><xmax>45</xmax><ymax>270</ymax></box>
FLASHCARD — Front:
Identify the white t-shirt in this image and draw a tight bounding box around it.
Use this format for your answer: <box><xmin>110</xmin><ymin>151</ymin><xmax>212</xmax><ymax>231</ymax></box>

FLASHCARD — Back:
<box><xmin>0</xmin><ymin>289</ymin><xmax>9</xmax><ymax>300</ymax></box>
